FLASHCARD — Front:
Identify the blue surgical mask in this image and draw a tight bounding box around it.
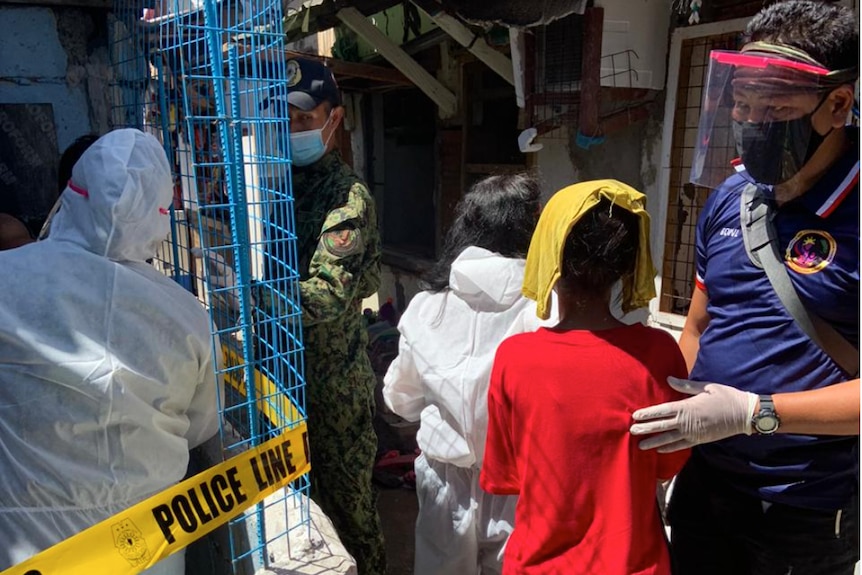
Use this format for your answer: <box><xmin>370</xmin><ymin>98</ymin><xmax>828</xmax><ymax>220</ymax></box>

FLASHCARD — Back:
<box><xmin>290</xmin><ymin>115</ymin><xmax>333</xmax><ymax>167</ymax></box>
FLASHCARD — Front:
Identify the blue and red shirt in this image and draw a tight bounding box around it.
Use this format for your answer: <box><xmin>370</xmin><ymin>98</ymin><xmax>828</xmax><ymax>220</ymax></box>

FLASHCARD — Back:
<box><xmin>691</xmin><ymin>128</ymin><xmax>859</xmax><ymax>510</ymax></box>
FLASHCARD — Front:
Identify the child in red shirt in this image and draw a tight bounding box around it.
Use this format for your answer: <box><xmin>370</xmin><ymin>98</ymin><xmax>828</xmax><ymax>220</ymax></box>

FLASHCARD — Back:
<box><xmin>480</xmin><ymin>180</ymin><xmax>689</xmax><ymax>574</ymax></box>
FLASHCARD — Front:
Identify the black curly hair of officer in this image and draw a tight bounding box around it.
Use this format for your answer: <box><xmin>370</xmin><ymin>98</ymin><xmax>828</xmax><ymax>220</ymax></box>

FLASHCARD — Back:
<box><xmin>745</xmin><ymin>0</ymin><xmax>859</xmax><ymax>73</ymax></box>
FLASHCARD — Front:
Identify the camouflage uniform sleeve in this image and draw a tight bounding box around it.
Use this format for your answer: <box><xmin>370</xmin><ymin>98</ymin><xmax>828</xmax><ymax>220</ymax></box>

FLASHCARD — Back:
<box><xmin>354</xmin><ymin>183</ymin><xmax>381</xmax><ymax>300</ymax></box>
<box><xmin>300</xmin><ymin>181</ymin><xmax>381</xmax><ymax>326</ymax></box>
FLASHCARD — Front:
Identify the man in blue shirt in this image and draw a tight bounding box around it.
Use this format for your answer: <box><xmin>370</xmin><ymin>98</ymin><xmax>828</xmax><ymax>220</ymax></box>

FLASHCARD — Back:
<box><xmin>630</xmin><ymin>1</ymin><xmax>859</xmax><ymax>573</ymax></box>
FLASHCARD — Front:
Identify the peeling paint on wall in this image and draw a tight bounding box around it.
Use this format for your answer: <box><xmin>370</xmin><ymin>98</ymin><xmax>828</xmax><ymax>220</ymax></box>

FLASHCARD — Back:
<box><xmin>0</xmin><ymin>6</ymin><xmax>109</xmax><ymax>151</ymax></box>
<box><xmin>55</xmin><ymin>7</ymin><xmax>112</xmax><ymax>137</ymax></box>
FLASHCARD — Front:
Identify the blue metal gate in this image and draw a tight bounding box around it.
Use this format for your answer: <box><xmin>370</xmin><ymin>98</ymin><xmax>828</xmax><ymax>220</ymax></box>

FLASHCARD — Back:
<box><xmin>109</xmin><ymin>0</ymin><xmax>308</xmax><ymax>571</ymax></box>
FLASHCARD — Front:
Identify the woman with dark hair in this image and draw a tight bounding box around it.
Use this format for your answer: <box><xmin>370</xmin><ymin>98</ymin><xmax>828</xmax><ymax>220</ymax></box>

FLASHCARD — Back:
<box><xmin>421</xmin><ymin>173</ymin><xmax>544</xmax><ymax>292</ymax></box>
<box><xmin>481</xmin><ymin>180</ymin><xmax>690</xmax><ymax>574</ymax></box>
<box><xmin>383</xmin><ymin>173</ymin><xmax>551</xmax><ymax>575</ymax></box>
<box><xmin>58</xmin><ymin>134</ymin><xmax>100</xmax><ymax>195</ymax></box>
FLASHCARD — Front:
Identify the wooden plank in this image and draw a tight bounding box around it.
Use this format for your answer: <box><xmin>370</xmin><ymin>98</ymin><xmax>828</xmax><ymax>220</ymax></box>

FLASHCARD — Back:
<box><xmin>604</xmin><ymin>87</ymin><xmax>653</xmax><ymax>102</ymax></box>
<box><xmin>337</xmin><ymin>6</ymin><xmax>457</xmax><ymax>118</ymax></box>
<box><xmin>464</xmin><ymin>163</ymin><xmax>526</xmax><ymax>175</ymax></box>
<box><xmin>509</xmin><ymin>27</ymin><xmax>526</xmax><ymax>108</ymax></box>
<box><xmin>282</xmin><ymin>50</ymin><xmax>413</xmax><ymax>86</ymax></box>
<box><xmin>578</xmin><ymin>6</ymin><xmax>603</xmax><ymax>138</ymax></box>
<box><xmin>599</xmin><ymin>103</ymin><xmax>651</xmax><ymax>135</ymax></box>
<box><xmin>224</xmin><ymin>44</ymin><xmax>414</xmax><ymax>88</ymax></box>
<box><xmin>412</xmin><ymin>0</ymin><xmax>514</xmax><ymax>86</ymax></box>
<box><xmin>438</xmin><ymin>128</ymin><xmax>463</xmax><ymax>242</ymax></box>
<box><xmin>284</xmin><ymin>0</ymin><xmax>402</xmax><ymax>43</ymax></box>
<box><xmin>522</xmin><ymin>29</ymin><xmax>535</xmax><ymax>129</ymax></box>
<box><xmin>531</xmin><ymin>92</ymin><xmax>580</xmax><ymax>106</ymax></box>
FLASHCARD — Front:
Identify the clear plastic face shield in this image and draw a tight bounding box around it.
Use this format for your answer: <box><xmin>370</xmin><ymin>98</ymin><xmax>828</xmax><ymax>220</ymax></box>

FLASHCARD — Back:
<box><xmin>690</xmin><ymin>44</ymin><xmax>854</xmax><ymax>188</ymax></box>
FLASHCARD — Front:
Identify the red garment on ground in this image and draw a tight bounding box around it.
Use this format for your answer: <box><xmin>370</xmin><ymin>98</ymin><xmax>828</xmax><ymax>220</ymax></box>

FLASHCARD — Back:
<box><xmin>480</xmin><ymin>324</ymin><xmax>690</xmax><ymax>575</ymax></box>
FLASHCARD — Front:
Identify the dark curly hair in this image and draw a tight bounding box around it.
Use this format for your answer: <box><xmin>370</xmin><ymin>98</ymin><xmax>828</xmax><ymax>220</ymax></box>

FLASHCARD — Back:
<box><xmin>58</xmin><ymin>134</ymin><xmax>100</xmax><ymax>195</ymax></box>
<box><xmin>745</xmin><ymin>0</ymin><xmax>859</xmax><ymax>72</ymax></box>
<box><xmin>422</xmin><ymin>173</ymin><xmax>542</xmax><ymax>292</ymax></box>
<box><xmin>558</xmin><ymin>198</ymin><xmax>639</xmax><ymax>294</ymax></box>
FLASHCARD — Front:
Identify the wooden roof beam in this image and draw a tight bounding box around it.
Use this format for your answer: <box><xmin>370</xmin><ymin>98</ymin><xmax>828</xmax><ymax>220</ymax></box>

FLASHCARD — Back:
<box><xmin>411</xmin><ymin>0</ymin><xmax>514</xmax><ymax>86</ymax></box>
<box><xmin>336</xmin><ymin>6</ymin><xmax>457</xmax><ymax>118</ymax></box>
<box><xmin>284</xmin><ymin>0</ymin><xmax>402</xmax><ymax>43</ymax></box>
<box><xmin>283</xmin><ymin>50</ymin><xmax>413</xmax><ymax>87</ymax></box>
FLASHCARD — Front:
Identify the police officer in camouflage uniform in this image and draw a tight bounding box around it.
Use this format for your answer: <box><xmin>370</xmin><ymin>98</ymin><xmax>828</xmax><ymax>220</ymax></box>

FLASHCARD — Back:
<box><xmin>265</xmin><ymin>57</ymin><xmax>386</xmax><ymax>575</ymax></box>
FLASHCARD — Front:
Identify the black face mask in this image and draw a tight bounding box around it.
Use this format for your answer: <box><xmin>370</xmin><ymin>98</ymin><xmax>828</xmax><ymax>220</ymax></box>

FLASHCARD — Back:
<box><xmin>734</xmin><ymin>95</ymin><xmax>833</xmax><ymax>185</ymax></box>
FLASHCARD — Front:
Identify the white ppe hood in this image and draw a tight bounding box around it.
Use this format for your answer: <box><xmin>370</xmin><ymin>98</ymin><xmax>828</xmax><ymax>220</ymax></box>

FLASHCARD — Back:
<box><xmin>0</xmin><ymin>129</ymin><xmax>221</xmax><ymax>571</ymax></box>
<box><xmin>383</xmin><ymin>246</ymin><xmax>553</xmax><ymax>467</ymax></box>
<box><xmin>50</xmin><ymin>127</ymin><xmax>173</xmax><ymax>261</ymax></box>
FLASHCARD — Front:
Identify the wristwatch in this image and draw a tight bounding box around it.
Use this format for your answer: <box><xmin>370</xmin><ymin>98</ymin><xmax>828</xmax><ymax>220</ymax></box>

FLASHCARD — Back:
<box><xmin>752</xmin><ymin>395</ymin><xmax>781</xmax><ymax>435</ymax></box>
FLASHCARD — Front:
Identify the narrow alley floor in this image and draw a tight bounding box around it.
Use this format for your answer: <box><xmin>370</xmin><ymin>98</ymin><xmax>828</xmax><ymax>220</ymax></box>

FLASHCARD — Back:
<box><xmin>377</xmin><ymin>486</ymin><xmax>418</xmax><ymax>575</ymax></box>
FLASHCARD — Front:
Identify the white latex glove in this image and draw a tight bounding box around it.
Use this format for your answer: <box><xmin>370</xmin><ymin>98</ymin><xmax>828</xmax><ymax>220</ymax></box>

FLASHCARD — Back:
<box><xmin>629</xmin><ymin>377</ymin><xmax>759</xmax><ymax>453</ymax></box>
<box><xmin>191</xmin><ymin>248</ymin><xmax>245</xmax><ymax>311</ymax></box>
<box><xmin>191</xmin><ymin>248</ymin><xmax>237</xmax><ymax>287</ymax></box>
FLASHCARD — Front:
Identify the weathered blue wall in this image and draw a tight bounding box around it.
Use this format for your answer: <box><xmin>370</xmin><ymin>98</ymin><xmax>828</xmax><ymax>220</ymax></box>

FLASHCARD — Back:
<box><xmin>0</xmin><ymin>5</ymin><xmax>110</xmax><ymax>152</ymax></box>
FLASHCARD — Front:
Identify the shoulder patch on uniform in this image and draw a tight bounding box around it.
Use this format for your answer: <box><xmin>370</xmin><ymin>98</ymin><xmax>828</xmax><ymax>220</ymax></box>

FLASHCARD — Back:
<box><xmin>286</xmin><ymin>60</ymin><xmax>302</xmax><ymax>87</ymax></box>
<box><xmin>320</xmin><ymin>228</ymin><xmax>364</xmax><ymax>257</ymax></box>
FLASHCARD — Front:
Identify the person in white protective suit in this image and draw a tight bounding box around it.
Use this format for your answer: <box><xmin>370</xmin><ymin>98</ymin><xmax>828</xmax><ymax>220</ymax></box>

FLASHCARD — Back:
<box><xmin>383</xmin><ymin>173</ymin><xmax>553</xmax><ymax>575</ymax></box>
<box><xmin>0</xmin><ymin>128</ymin><xmax>221</xmax><ymax>574</ymax></box>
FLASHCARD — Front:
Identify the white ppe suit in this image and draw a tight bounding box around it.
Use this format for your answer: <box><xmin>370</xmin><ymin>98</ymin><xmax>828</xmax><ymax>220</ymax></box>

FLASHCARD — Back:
<box><xmin>0</xmin><ymin>129</ymin><xmax>221</xmax><ymax>573</ymax></box>
<box><xmin>383</xmin><ymin>246</ymin><xmax>550</xmax><ymax>575</ymax></box>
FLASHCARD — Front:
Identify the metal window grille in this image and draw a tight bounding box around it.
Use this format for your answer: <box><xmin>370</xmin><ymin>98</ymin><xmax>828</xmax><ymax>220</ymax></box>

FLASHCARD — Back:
<box><xmin>109</xmin><ymin>0</ymin><xmax>308</xmax><ymax>571</ymax></box>
<box><xmin>532</xmin><ymin>14</ymin><xmax>584</xmax><ymax>138</ymax></box>
<box><xmin>542</xmin><ymin>15</ymin><xmax>584</xmax><ymax>86</ymax></box>
<box><xmin>660</xmin><ymin>31</ymin><xmax>742</xmax><ymax>315</ymax></box>
<box><xmin>532</xmin><ymin>14</ymin><xmax>641</xmax><ymax>139</ymax></box>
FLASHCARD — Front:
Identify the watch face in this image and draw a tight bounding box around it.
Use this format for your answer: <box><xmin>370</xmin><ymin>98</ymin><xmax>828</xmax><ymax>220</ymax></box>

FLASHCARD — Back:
<box><xmin>755</xmin><ymin>414</ymin><xmax>780</xmax><ymax>434</ymax></box>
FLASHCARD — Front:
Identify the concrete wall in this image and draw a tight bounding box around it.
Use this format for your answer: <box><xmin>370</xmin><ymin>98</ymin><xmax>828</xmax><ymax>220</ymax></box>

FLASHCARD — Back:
<box><xmin>0</xmin><ymin>6</ymin><xmax>110</xmax><ymax>153</ymax></box>
<box><xmin>566</xmin><ymin>106</ymin><xmax>666</xmax><ymax>259</ymax></box>
<box><xmin>594</xmin><ymin>0</ymin><xmax>672</xmax><ymax>90</ymax></box>
<box><xmin>534</xmin><ymin>130</ymin><xmax>579</xmax><ymax>203</ymax></box>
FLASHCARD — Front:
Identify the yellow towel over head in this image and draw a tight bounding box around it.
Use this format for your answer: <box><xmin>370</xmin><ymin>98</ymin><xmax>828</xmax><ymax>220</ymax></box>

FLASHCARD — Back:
<box><xmin>522</xmin><ymin>179</ymin><xmax>656</xmax><ymax>319</ymax></box>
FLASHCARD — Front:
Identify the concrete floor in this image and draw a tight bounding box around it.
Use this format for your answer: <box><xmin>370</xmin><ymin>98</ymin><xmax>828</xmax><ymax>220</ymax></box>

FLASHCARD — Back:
<box><xmin>377</xmin><ymin>486</ymin><xmax>418</xmax><ymax>575</ymax></box>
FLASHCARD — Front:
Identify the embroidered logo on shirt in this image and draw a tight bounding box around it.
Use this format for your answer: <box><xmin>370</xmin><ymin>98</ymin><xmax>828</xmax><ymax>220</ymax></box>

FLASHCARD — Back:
<box><xmin>785</xmin><ymin>230</ymin><xmax>836</xmax><ymax>274</ymax></box>
<box><xmin>719</xmin><ymin>227</ymin><xmax>740</xmax><ymax>237</ymax></box>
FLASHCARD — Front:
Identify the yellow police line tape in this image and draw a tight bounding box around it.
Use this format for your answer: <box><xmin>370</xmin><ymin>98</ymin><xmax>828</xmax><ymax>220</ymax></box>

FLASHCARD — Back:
<box><xmin>2</xmin><ymin>425</ymin><xmax>310</xmax><ymax>575</ymax></box>
<box><xmin>220</xmin><ymin>343</ymin><xmax>305</xmax><ymax>426</ymax></box>
<box><xmin>2</xmin><ymin>344</ymin><xmax>309</xmax><ymax>575</ymax></box>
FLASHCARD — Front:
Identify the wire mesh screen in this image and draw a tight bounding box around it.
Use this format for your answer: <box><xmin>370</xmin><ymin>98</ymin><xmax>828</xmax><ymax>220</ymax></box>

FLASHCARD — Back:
<box><xmin>660</xmin><ymin>31</ymin><xmax>743</xmax><ymax>316</ymax></box>
<box><xmin>109</xmin><ymin>0</ymin><xmax>308</xmax><ymax>571</ymax></box>
<box><xmin>532</xmin><ymin>13</ymin><xmax>583</xmax><ymax>138</ymax></box>
<box><xmin>532</xmin><ymin>14</ymin><xmax>642</xmax><ymax>140</ymax></box>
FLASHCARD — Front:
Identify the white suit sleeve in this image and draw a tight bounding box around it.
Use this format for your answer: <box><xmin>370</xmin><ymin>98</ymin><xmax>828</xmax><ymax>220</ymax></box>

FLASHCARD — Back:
<box><xmin>184</xmin><ymin>334</ymin><xmax>223</xmax><ymax>448</ymax></box>
<box><xmin>382</xmin><ymin>335</ymin><xmax>426</xmax><ymax>422</ymax></box>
